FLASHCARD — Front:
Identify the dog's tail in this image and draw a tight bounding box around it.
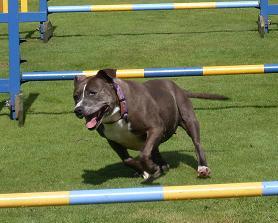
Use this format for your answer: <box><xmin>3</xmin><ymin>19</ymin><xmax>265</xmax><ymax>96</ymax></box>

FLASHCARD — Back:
<box><xmin>187</xmin><ymin>92</ymin><xmax>229</xmax><ymax>100</ymax></box>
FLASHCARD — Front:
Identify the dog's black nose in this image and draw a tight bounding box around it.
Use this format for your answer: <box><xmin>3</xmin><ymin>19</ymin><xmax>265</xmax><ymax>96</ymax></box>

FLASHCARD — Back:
<box><xmin>74</xmin><ymin>106</ymin><xmax>84</xmax><ymax>119</ymax></box>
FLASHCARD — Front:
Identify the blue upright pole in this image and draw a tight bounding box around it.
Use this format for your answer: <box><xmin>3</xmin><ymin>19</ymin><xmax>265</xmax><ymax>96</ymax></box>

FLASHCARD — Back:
<box><xmin>259</xmin><ymin>0</ymin><xmax>269</xmax><ymax>33</ymax></box>
<box><xmin>260</xmin><ymin>0</ymin><xmax>278</xmax><ymax>33</ymax></box>
<box><xmin>8</xmin><ymin>0</ymin><xmax>21</xmax><ymax>119</ymax></box>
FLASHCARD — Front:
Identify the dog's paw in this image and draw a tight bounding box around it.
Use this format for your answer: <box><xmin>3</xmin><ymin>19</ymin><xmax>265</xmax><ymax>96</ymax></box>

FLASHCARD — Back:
<box><xmin>142</xmin><ymin>171</ymin><xmax>151</xmax><ymax>180</ymax></box>
<box><xmin>141</xmin><ymin>169</ymin><xmax>163</xmax><ymax>184</ymax></box>
<box><xmin>197</xmin><ymin>166</ymin><xmax>211</xmax><ymax>178</ymax></box>
<box><xmin>160</xmin><ymin>164</ymin><xmax>170</xmax><ymax>173</ymax></box>
<box><xmin>133</xmin><ymin>171</ymin><xmax>151</xmax><ymax>179</ymax></box>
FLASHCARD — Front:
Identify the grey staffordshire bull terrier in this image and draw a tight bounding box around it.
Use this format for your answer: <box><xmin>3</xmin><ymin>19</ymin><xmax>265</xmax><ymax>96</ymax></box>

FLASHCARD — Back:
<box><xmin>73</xmin><ymin>69</ymin><xmax>228</xmax><ymax>182</ymax></box>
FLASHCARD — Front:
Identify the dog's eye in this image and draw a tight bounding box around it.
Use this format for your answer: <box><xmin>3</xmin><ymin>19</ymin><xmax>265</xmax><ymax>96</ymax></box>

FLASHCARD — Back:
<box><xmin>89</xmin><ymin>91</ymin><xmax>97</xmax><ymax>96</ymax></box>
<box><xmin>73</xmin><ymin>95</ymin><xmax>79</xmax><ymax>101</ymax></box>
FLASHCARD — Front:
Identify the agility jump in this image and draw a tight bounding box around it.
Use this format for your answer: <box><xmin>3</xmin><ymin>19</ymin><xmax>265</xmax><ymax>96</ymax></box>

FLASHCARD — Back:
<box><xmin>1</xmin><ymin>1</ymin><xmax>275</xmax><ymax>40</ymax></box>
<box><xmin>41</xmin><ymin>0</ymin><xmax>277</xmax><ymax>40</ymax></box>
<box><xmin>0</xmin><ymin>0</ymin><xmax>278</xmax><ymax>122</ymax></box>
<box><xmin>0</xmin><ymin>181</ymin><xmax>277</xmax><ymax>208</ymax></box>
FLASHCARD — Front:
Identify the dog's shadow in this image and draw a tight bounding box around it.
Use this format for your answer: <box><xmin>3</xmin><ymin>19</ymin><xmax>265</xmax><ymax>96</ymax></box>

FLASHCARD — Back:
<box><xmin>82</xmin><ymin>150</ymin><xmax>197</xmax><ymax>185</ymax></box>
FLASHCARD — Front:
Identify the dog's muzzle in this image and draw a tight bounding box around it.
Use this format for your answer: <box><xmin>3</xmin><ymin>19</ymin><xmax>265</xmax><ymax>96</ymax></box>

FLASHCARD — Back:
<box><xmin>74</xmin><ymin>106</ymin><xmax>84</xmax><ymax>119</ymax></box>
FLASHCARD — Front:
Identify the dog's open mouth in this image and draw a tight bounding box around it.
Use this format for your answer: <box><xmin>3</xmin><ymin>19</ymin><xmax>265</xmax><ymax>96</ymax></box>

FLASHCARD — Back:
<box><xmin>85</xmin><ymin>106</ymin><xmax>109</xmax><ymax>130</ymax></box>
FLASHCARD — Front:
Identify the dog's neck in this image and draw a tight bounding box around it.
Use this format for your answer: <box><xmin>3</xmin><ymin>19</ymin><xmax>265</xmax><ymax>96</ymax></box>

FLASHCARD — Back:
<box><xmin>101</xmin><ymin>79</ymin><xmax>129</xmax><ymax>124</ymax></box>
<box><xmin>112</xmin><ymin>79</ymin><xmax>128</xmax><ymax>121</ymax></box>
<box><xmin>102</xmin><ymin>106</ymin><xmax>121</xmax><ymax>124</ymax></box>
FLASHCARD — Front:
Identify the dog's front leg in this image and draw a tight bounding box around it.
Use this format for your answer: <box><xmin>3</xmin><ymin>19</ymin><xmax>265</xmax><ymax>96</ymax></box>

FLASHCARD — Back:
<box><xmin>140</xmin><ymin>127</ymin><xmax>164</xmax><ymax>182</ymax></box>
<box><xmin>107</xmin><ymin>140</ymin><xmax>145</xmax><ymax>176</ymax></box>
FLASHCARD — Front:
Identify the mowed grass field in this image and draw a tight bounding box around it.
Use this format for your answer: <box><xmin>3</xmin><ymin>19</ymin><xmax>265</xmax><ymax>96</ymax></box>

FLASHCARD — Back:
<box><xmin>0</xmin><ymin>0</ymin><xmax>278</xmax><ymax>222</ymax></box>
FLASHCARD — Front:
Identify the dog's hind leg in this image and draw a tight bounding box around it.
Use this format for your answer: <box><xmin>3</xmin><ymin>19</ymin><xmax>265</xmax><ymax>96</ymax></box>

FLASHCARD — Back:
<box><xmin>176</xmin><ymin>93</ymin><xmax>211</xmax><ymax>177</ymax></box>
<box><xmin>107</xmin><ymin>140</ymin><xmax>146</xmax><ymax>178</ymax></box>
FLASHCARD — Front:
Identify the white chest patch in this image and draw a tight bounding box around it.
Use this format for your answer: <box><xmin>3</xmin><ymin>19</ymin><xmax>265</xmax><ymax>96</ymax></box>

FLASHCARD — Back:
<box><xmin>102</xmin><ymin>119</ymin><xmax>144</xmax><ymax>150</ymax></box>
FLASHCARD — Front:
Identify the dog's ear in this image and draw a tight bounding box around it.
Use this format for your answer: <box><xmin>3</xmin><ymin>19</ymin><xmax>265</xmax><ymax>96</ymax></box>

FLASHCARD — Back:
<box><xmin>74</xmin><ymin>75</ymin><xmax>87</xmax><ymax>87</ymax></box>
<box><xmin>96</xmin><ymin>69</ymin><xmax>116</xmax><ymax>82</ymax></box>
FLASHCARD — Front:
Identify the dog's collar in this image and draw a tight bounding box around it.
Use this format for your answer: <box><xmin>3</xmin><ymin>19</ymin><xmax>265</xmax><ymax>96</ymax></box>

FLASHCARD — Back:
<box><xmin>112</xmin><ymin>80</ymin><xmax>128</xmax><ymax>122</ymax></box>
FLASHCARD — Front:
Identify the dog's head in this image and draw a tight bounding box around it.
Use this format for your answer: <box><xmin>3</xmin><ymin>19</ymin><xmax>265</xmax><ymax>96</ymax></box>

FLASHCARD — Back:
<box><xmin>73</xmin><ymin>69</ymin><xmax>118</xmax><ymax>130</ymax></box>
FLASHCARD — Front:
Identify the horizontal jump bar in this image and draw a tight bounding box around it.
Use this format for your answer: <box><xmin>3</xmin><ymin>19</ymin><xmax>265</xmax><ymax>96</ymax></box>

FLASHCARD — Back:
<box><xmin>48</xmin><ymin>1</ymin><xmax>259</xmax><ymax>13</ymax></box>
<box><xmin>0</xmin><ymin>181</ymin><xmax>277</xmax><ymax>208</ymax></box>
<box><xmin>22</xmin><ymin>64</ymin><xmax>278</xmax><ymax>81</ymax></box>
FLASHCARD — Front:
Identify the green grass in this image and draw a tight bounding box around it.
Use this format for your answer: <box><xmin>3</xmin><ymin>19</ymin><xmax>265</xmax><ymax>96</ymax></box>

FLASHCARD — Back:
<box><xmin>0</xmin><ymin>0</ymin><xmax>278</xmax><ymax>222</ymax></box>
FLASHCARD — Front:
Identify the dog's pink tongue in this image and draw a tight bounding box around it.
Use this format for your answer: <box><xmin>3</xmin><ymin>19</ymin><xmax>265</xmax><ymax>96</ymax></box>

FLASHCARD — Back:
<box><xmin>86</xmin><ymin>117</ymin><xmax>97</xmax><ymax>129</ymax></box>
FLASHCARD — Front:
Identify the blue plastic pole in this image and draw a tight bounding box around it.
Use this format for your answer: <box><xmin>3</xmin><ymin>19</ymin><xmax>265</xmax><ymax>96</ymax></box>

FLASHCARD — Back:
<box><xmin>8</xmin><ymin>0</ymin><xmax>21</xmax><ymax>119</ymax></box>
